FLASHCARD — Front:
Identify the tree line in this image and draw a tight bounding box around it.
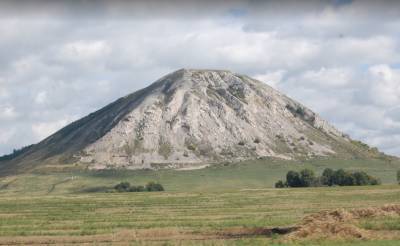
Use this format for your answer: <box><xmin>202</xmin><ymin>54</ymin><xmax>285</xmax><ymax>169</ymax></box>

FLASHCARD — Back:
<box><xmin>275</xmin><ymin>168</ymin><xmax>381</xmax><ymax>188</ymax></box>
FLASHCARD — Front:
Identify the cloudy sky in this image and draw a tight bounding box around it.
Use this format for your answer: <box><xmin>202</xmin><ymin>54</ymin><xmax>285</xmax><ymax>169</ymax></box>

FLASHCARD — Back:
<box><xmin>0</xmin><ymin>0</ymin><xmax>400</xmax><ymax>156</ymax></box>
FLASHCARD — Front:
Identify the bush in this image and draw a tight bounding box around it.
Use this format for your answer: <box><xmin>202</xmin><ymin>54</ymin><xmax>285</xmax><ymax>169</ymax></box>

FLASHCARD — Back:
<box><xmin>146</xmin><ymin>182</ymin><xmax>164</xmax><ymax>192</ymax></box>
<box><xmin>275</xmin><ymin>180</ymin><xmax>287</xmax><ymax>188</ymax></box>
<box><xmin>353</xmin><ymin>171</ymin><xmax>371</xmax><ymax>186</ymax></box>
<box><xmin>114</xmin><ymin>182</ymin><xmax>131</xmax><ymax>192</ymax></box>
<box><xmin>187</xmin><ymin>144</ymin><xmax>196</xmax><ymax>151</ymax></box>
<box><xmin>254</xmin><ymin>137</ymin><xmax>261</xmax><ymax>144</ymax></box>
<box><xmin>114</xmin><ymin>182</ymin><xmax>164</xmax><ymax>192</ymax></box>
<box><xmin>129</xmin><ymin>185</ymin><xmax>145</xmax><ymax>192</ymax></box>
<box><xmin>370</xmin><ymin>178</ymin><xmax>381</xmax><ymax>186</ymax></box>
<box><xmin>295</xmin><ymin>107</ymin><xmax>305</xmax><ymax>116</ymax></box>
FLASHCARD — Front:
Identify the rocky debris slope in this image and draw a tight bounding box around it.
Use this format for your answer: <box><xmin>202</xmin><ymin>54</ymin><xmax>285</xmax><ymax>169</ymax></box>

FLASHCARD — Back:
<box><xmin>0</xmin><ymin>69</ymin><xmax>390</xmax><ymax>172</ymax></box>
<box><xmin>77</xmin><ymin>69</ymin><xmax>354</xmax><ymax>169</ymax></box>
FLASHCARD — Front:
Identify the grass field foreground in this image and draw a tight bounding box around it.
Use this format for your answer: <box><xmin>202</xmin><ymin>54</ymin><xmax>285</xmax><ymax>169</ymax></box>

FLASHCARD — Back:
<box><xmin>0</xmin><ymin>158</ymin><xmax>399</xmax><ymax>245</ymax></box>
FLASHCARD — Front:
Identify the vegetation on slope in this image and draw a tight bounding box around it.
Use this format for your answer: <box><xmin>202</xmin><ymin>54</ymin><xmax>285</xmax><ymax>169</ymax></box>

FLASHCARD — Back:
<box><xmin>275</xmin><ymin>168</ymin><xmax>381</xmax><ymax>188</ymax></box>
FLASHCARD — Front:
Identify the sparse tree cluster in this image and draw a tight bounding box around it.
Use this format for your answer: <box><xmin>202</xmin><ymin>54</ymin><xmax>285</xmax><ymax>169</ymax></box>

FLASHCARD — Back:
<box><xmin>321</xmin><ymin>168</ymin><xmax>380</xmax><ymax>186</ymax></box>
<box><xmin>114</xmin><ymin>181</ymin><xmax>164</xmax><ymax>192</ymax></box>
<box><xmin>275</xmin><ymin>168</ymin><xmax>380</xmax><ymax>188</ymax></box>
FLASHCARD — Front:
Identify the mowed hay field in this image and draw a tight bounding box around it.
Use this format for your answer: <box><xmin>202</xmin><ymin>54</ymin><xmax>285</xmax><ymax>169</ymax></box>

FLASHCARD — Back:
<box><xmin>0</xmin><ymin>158</ymin><xmax>399</xmax><ymax>245</ymax></box>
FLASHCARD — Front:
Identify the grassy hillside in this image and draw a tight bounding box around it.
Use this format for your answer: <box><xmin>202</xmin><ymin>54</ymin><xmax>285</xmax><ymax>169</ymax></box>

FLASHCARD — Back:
<box><xmin>1</xmin><ymin>157</ymin><xmax>399</xmax><ymax>195</ymax></box>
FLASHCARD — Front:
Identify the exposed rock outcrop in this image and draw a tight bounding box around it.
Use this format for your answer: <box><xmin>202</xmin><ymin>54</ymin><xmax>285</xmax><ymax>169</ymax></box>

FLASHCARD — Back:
<box><xmin>76</xmin><ymin>69</ymin><xmax>348</xmax><ymax>169</ymax></box>
<box><xmin>0</xmin><ymin>69</ymin><xmax>389</xmax><ymax>172</ymax></box>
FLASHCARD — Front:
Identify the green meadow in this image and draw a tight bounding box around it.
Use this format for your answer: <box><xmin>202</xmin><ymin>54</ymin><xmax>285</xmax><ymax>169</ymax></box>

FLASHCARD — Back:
<box><xmin>0</xmin><ymin>158</ymin><xmax>399</xmax><ymax>245</ymax></box>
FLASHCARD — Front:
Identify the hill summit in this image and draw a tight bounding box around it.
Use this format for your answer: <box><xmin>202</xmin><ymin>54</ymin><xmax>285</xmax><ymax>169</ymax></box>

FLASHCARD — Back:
<box><xmin>0</xmin><ymin>69</ymin><xmax>388</xmax><ymax>172</ymax></box>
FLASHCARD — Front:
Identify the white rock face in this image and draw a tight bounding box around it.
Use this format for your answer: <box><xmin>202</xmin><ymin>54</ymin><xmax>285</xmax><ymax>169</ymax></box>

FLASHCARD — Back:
<box><xmin>79</xmin><ymin>69</ymin><xmax>347</xmax><ymax>169</ymax></box>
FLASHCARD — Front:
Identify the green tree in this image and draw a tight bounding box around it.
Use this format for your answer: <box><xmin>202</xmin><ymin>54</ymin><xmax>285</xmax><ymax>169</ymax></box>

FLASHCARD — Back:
<box><xmin>332</xmin><ymin>169</ymin><xmax>347</xmax><ymax>186</ymax></box>
<box><xmin>300</xmin><ymin>169</ymin><xmax>316</xmax><ymax>187</ymax></box>
<box><xmin>353</xmin><ymin>171</ymin><xmax>370</xmax><ymax>186</ymax></box>
<box><xmin>321</xmin><ymin>168</ymin><xmax>335</xmax><ymax>186</ymax></box>
<box><xmin>286</xmin><ymin>171</ymin><xmax>302</xmax><ymax>187</ymax></box>
<box><xmin>278</xmin><ymin>168</ymin><xmax>380</xmax><ymax>189</ymax></box>
<box><xmin>343</xmin><ymin>172</ymin><xmax>356</xmax><ymax>186</ymax></box>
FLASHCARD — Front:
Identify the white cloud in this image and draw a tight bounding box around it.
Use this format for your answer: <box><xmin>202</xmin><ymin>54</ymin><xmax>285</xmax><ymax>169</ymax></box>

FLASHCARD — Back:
<box><xmin>254</xmin><ymin>70</ymin><xmax>286</xmax><ymax>88</ymax></box>
<box><xmin>0</xmin><ymin>1</ymin><xmax>400</xmax><ymax>157</ymax></box>
<box><xmin>0</xmin><ymin>128</ymin><xmax>15</xmax><ymax>144</ymax></box>
<box><xmin>295</xmin><ymin>67</ymin><xmax>352</xmax><ymax>88</ymax></box>
<box><xmin>34</xmin><ymin>91</ymin><xmax>47</xmax><ymax>105</ymax></box>
<box><xmin>59</xmin><ymin>40</ymin><xmax>111</xmax><ymax>64</ymax></box>
<box><xmin>361</xmin><ymin>64</ymin><xmax>400</xmax><ymax>107</ymax></box>
<box><xmin>385</xmin><ymin>107</ymin><xmax>400</xmax><ymax>123</ymax></box>
<box><xmin>0</xmin><ymin>104</ymin><xmax>18</xmax><ymax>120</ymax></box>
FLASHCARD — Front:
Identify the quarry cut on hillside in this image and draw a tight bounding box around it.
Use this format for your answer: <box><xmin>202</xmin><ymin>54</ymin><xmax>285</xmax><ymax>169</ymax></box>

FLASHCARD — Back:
<box><xmin>0</xmin><ymin>69</ymin><xmax>387</xmax><ymax>172</ymax></box>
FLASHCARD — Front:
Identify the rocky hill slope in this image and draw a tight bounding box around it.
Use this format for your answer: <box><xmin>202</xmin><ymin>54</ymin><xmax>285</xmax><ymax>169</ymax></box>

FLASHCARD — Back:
<box><xmin>0</xmin><ymin>69</ymin><xmax>390</xmax><ymax>173</ymax></box>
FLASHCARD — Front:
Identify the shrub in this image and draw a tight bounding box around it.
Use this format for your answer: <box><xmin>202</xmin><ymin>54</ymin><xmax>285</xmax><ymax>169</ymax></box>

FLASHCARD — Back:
<box><xmin>275</xmin><ymin>180</ymin><xmax>287</xmax><ymax>188</ymax></box>
<box><xmin>158</xmin><ymin>142</ymin><xmax>172</xmax><ymax>159</ymax></box>
<box><xmin>146</xmin><ymin>182</ymin><xmax>164</xmax><ymax>192</ymax></box>
<box><xmin>254</xmin><ymin>137</ymin><xmax>261</xmax><ymax>144</ymax></box>
<box><xmin>114</xmin><ymin>182</ymin><xmax>131</xmax><ymax>192</ymax></box>
<box><xmin>129</xmin><ymin>185</ymin><xmax>145</xmax><ymax>192</ymax></box>
<box><xmin>238</xmin><ymin>141</ymin><xmax>245</xmax><ymax>146</ymax></box>
<box><xmin>370</xmin><ymin>178</ymin><xmax>381</xmax><ymax>185</ymax></box>
<box><xmin>295</xmin><ymin>107</ymin><xmax>305</xmax><ymax>116</ymax></box>
<box><xmin>114</xmin><ymin>182</ymin><xmax>164</xmax><ymax>192</ymax></box>
<box><xmin>353</xmin><ymin>171</ymin><xmax>371</xmax><ymax>186</ymax></box>
<box><xmin>187</xmin><ymin>144</ymin><xmax>196</xmax><ymax>151</ymax></box>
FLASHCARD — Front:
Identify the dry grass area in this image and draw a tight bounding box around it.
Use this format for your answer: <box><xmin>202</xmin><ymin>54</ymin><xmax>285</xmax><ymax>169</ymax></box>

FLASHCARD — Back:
<box><xmin>0</xmin><ymin>205</ymin><xmax>399</xmax><ymax>245</ymax></box>
<box><xmin>286</xmin><ymin>204</ymin><xmax>400</xmax><ymax>241</ymax></box>
<box><xmin>0</xmin><ymin>184</ymin><xmax>399</xmax><ymax>245</ymax></box>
